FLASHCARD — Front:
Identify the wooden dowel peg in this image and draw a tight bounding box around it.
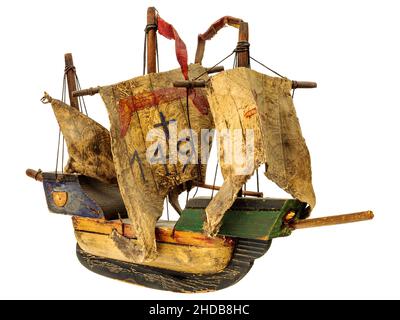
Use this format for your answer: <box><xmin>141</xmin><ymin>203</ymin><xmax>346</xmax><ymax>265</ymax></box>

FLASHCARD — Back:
<box><xmin>26</xmin><ymin>169</ymin><xmax>43</xmax><ymax>182</ymax></box>
<box><xmin>72</xmin><ymin>87</ymin><xmax>100</xmax><ymax>97</ymax></box>
<box><xmin>173</xmin><ymin>80</ymin><xmax>206</xmax><ymax>88</ymax></box>
<box><xmin>292</xmin><ymin>211</ymin><xmax>374</xmax><ymax>230</ymax></box>
<box><xmin>292</xmin><ymin>81</ymin><xmax>317</xmax><ymax>89</ymax></box>
<box><xmin>206</xmin><ymin>66</ymin><xmax>224</xmax><ymax>74</ymax></box>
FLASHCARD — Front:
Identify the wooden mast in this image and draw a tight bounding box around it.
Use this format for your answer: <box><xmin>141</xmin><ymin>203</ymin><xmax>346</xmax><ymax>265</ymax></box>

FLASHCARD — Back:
<box><xmin>237</xmin><ymin>22</ymin><xmax>249</xmax><ymax>68</ymax></box>
<box><xmin>146</xmin><ymin>7</ymin><xmax>157</xmax><ymax>74</ymax></box>
<box><xmin>64</xmin><ymin>53</ymin><xmax>79</xmax><ymax>110</ymax></box>
<box><xmin>237</xmin><ymin>22</ymin><xmax>250</xmax><ymax>197</ymax></box>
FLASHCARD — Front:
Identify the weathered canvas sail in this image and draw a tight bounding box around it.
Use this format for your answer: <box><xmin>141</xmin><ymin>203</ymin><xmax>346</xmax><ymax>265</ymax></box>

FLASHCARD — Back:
<box><xmin>204</xmin><ymin>67</ymin><xmax>316</xmax><ymax>235</ymax></box>
<box><xmin>44</xmin><ymin>94</ymin><xmax>116</xmax><ymax>184</ymax></box>
<box><xmin>99</xmin><ymin>64</ymin><xmax>213</xmax><ymax>261</ymax></box>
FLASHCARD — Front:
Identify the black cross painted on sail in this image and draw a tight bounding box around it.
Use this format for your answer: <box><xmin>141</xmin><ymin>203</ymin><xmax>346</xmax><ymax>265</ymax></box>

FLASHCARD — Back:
<box><xmin>153</xmin><ymin>111</ymin><xmax>198</xmax><ymax>174</ymax></box>
<box><xmin>154</xmin><ymin>112</ymin><xmax>175</xmax><ymax>141</ymax></box>
<box><xmin>150</xmin><ymin>111</ymin><xmax>177</xmax><ymax>175</ymax></box>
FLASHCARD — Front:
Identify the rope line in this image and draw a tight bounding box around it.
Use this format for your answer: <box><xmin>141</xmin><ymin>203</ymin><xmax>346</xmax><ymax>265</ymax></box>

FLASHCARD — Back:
<box><xmin>155</xmin><ymin>33</ymin><xmax>160</xmax><ymax>73</ymax></box>
<box><xmin>193</xmin><ymin>51</ymin><xmax>235</xmax><ymax>80</ymax></box>
<box><xmin>250</xmin><ymin>56</ymin><xmax>285</xmax><ymax>78</ymax></box>
<box><xmin>75</xmin><ymin>76</ymin><xmax>89</xmax><ymax>116</ymax></box>
<box><xmin>55</xmin><ymin>73</ymin><xmax>68</xmax><ymax>176</ymax></box>
<box><xmin>211</xmin><ymin>162</ymin><xmax>219</xmax><ymax>199</ymax></box>
<box><xmin>55</xmin><ymin>129</ymin><xmax>62</xmax><ymax>176</ymax></box>
<box><xmin>194</xmin><ymin>40</ymin><xmax>250</xmax><ymax>80</ymax></box>
<box><xmin>256</xmin><ymin>168</ymin><xmax>260</xmax><ymax>193</ymax></box>
<box><xmin>55</xmin><ymin>61</ymin><xmax>90</xmax><ymax>176</ymax></box>
<box><xmin>166</xmin><ymin>196</ymin><xmax>170</xmax><ymax>221</ymax></box>
<box><xmin>193</xmin><ymin>186</ymin><xmax>199</xmax><ymax>198</ymax></box>
<box><xmin>185</xmin><ymin>89</ymin><xmax>202</xmax><ymax>181</ymax></box>
<box><xmin>143</xmin><ymin>31</ymin><xmax>147</xmax><ymax>75</ymax></box>
<box><xmin>143</xmin><ymin>23</ymin><xmax>159</xmax><ymax>75</ymax></box>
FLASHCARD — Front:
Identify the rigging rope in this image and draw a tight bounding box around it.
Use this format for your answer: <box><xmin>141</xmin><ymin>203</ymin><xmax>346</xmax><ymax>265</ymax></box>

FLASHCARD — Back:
<box><xmin>194</xmin><ymin>40</ymin><xmax>250</xmax><ymax>80</ymax></box>
<box><xmin>193</xmin><ymin>50</ymin><xmax>235</xmax><ymax>81</ymax></box>
<box><xmin>256</xmin><ymin>168</ymin><xmax>260</xmax><ymax>193</ymax></box>
<box><xmin>143</xmin><ymin>31</ymin><xmax>147</xmax><ymax>75</ymax></box>
<box><xmin>185</xmin><ymin>184</ymin><xmax>199</xmax><ymax>207</ymax></box>
<box><xmin>185</xmin><ymin>88</ymin><xmax>202</xmax><ymax>181</ymax></box>
<box><xmin>55</xmin><ymin>72</ymin><xmax>67</xmax><ymax>176</ymax></box>
<box><xmin>154</xmin><ymin>8</ymin><xmax>160</xmax><ymax>73</ymax></box>
<box><xmin>155</xmin><ymin>32</ymin><xmax>160</xmax><ymax>73</ymax></box>
<box><xmin>233</xmin><ymin>53</ymin><xmax>237</xmax><ymax>69</ymax></box>
<box><xmin>75</xmin><ymin>76</ymin><xmax>89</xmax><ymax>116</ymax></box>
<box><xmin>166</xmin><ymin>196</ymin><xmax>170</xmax><ymax>221</ymax></box>
<box><xmin>211</xmin><ymin>162</ymin><xmax>219</xmax><ymax>199</ymax></box>
<box><xmin>143</xmin><ymin>23</ymin><xmax>159</xmax><ymax>75</ymax></box>
<box><xmin>55</xmin><ymin>130</ymin><xmax>63</xmax><ymax>176</ymax></box>
<box><xmin>55</xmin><ymin>64</ymin><xmax>89</xmax><ymax>176</ymax></box>
<box><xmin>193</xmin><ymin>186</ymin><xmax>199</xmax><ymax>198</ymax></box>
<box><xmin>249</xmin><ymin>56</ymin><xmax>285</xmax><ymax>78</ymax></box>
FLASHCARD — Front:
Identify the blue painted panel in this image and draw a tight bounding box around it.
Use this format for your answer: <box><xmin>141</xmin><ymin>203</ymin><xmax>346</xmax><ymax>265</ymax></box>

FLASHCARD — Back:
<box><xmin>43</xmin><ymin>176</ymin><xmax>104</xmax><ymax>219</ymax></box>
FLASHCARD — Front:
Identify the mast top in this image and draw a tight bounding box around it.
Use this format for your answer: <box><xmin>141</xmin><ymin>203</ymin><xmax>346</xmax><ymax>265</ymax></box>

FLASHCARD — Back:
<box><xmin>237</xmin><ymin>21</ymin><xmax>250</xmax><ymax>68</ymax></box>
<box><xmin>64</xmin><ymin>53</ymin><xmax>79</xmax><ymax>110</ymax></box>
<box><xmin>146</xmin><ymin>7</ymin><xmax>157</xmax><ymax>74</ymax></box>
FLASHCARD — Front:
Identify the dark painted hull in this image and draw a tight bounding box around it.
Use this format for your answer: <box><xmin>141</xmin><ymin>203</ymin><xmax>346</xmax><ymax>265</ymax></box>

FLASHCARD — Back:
<box><xmin>76</xmin><ymin>238</ymin><xmax>272</xmax><ymax>293</ymax></box>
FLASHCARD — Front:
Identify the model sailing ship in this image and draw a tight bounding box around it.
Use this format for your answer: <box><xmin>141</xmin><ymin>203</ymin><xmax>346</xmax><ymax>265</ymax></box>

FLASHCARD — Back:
<box><xmin>26</xmin><ymin>8</ymin><xmax>374</xmax><ymax>293</ymax></box>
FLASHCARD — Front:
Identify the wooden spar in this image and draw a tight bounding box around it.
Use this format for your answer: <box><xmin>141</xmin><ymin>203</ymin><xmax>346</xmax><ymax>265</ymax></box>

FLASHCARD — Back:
<box><xmin>206</xmin><ymin>65</ymin><xmax>224</xmax><ymax>74</ymax></box>
<box><xmin>26</xmin><ymin>168</ymin><xmax>43</xmax><ymax>182</ymax></box>
<box><xmin>237</xmin><ymin>22</ymin><xmax>250</xmax><ymax>68</ymax></box>
<box><xmin>173</xmin><ymin>80</ymin><xmax>206</xmax><ymax>88</ymax></box>
<box><xmin>25</xmin><ymin>167</ymin><xmax>263</xmax><ymax>196</ymax></box>
<box><xmin>292</xmin><ymin>81</ymin><xmax>317</xmax><ymax>89</ymax></box>
<box><xmin>73</xmin><ymin>87</ymin><xmax>100</xmax><ymax>97</ymax></box>
<box><xmin>193</xmin><ymin>182</ymin><xmax>263</xmax><ymax>198</ymax></box>
<box><xmin>64</xmin><ymin>53</ymin><xmax>79</xmax><ymax>110</ymax></box>
<box><xmin>73</xmin><ymin>79</ymin><xmax>315</xmax><ymax>98</ymax></box>
<box><xmin>292</xmin><ymin>211</ymin><xmax>374</xmax><ymax>230</ymax></box>
<box><xmin>72</xmin><ymin>66</ymin><xmax>225</xmax><ymax>97</ymax></box>
<box><xmin>146</xmin><ymin>7</ymin><xmax>157</xmax><ymax>74</ymax></box>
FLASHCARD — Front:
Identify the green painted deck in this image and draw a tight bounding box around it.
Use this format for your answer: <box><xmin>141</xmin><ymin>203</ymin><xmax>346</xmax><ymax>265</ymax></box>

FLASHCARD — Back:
<box><xmin>175</xmin><ymin>197</ymin><xmax>308</xmax><ymax>240</ymax></box>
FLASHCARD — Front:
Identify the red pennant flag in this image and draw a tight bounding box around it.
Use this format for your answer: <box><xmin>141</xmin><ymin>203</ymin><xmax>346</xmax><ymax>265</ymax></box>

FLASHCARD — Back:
<box><xmin>157</xmin><ymin>16</ymin><xmax>189</xmax><ymax>80</ymax></box>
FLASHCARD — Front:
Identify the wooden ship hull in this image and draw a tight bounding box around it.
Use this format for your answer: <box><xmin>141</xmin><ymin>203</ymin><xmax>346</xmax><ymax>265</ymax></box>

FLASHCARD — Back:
<box><xmin>75</xmin><ymin>222</ymin><xmax>272</xmax><ymax>293</ymax></box>
<box><xmin>28</xmin><ymin>170</ymin><xmax>310</xmax><ymax>292</ymax></box>
<box><xmin>27</xmin><ymin>168</ymin><xmax>373</xmax><ymax>292</ymax></box>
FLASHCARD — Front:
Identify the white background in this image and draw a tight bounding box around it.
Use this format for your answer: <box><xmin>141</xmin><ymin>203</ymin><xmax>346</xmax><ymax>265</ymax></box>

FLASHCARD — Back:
<box><xmin>0</xmin><ymin>0</ymin><xmax>399</xmax><ymax>299</ymax></box>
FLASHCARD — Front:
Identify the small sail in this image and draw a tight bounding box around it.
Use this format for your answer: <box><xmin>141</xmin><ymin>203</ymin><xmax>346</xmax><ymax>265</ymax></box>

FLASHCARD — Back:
<box><xmin>204</xmin><ymin>67</ymin><xmax>315</xmax><ymax>235</ymax></box>
<box><xmin>47</xmin><ymin>96</ymin><xmax>116</xmax><ymax>184</ymax></box>
<box><xmin>99</xmin><ymin>64</ymin><xmax>213</xmax><ymax>261</ymax></box>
